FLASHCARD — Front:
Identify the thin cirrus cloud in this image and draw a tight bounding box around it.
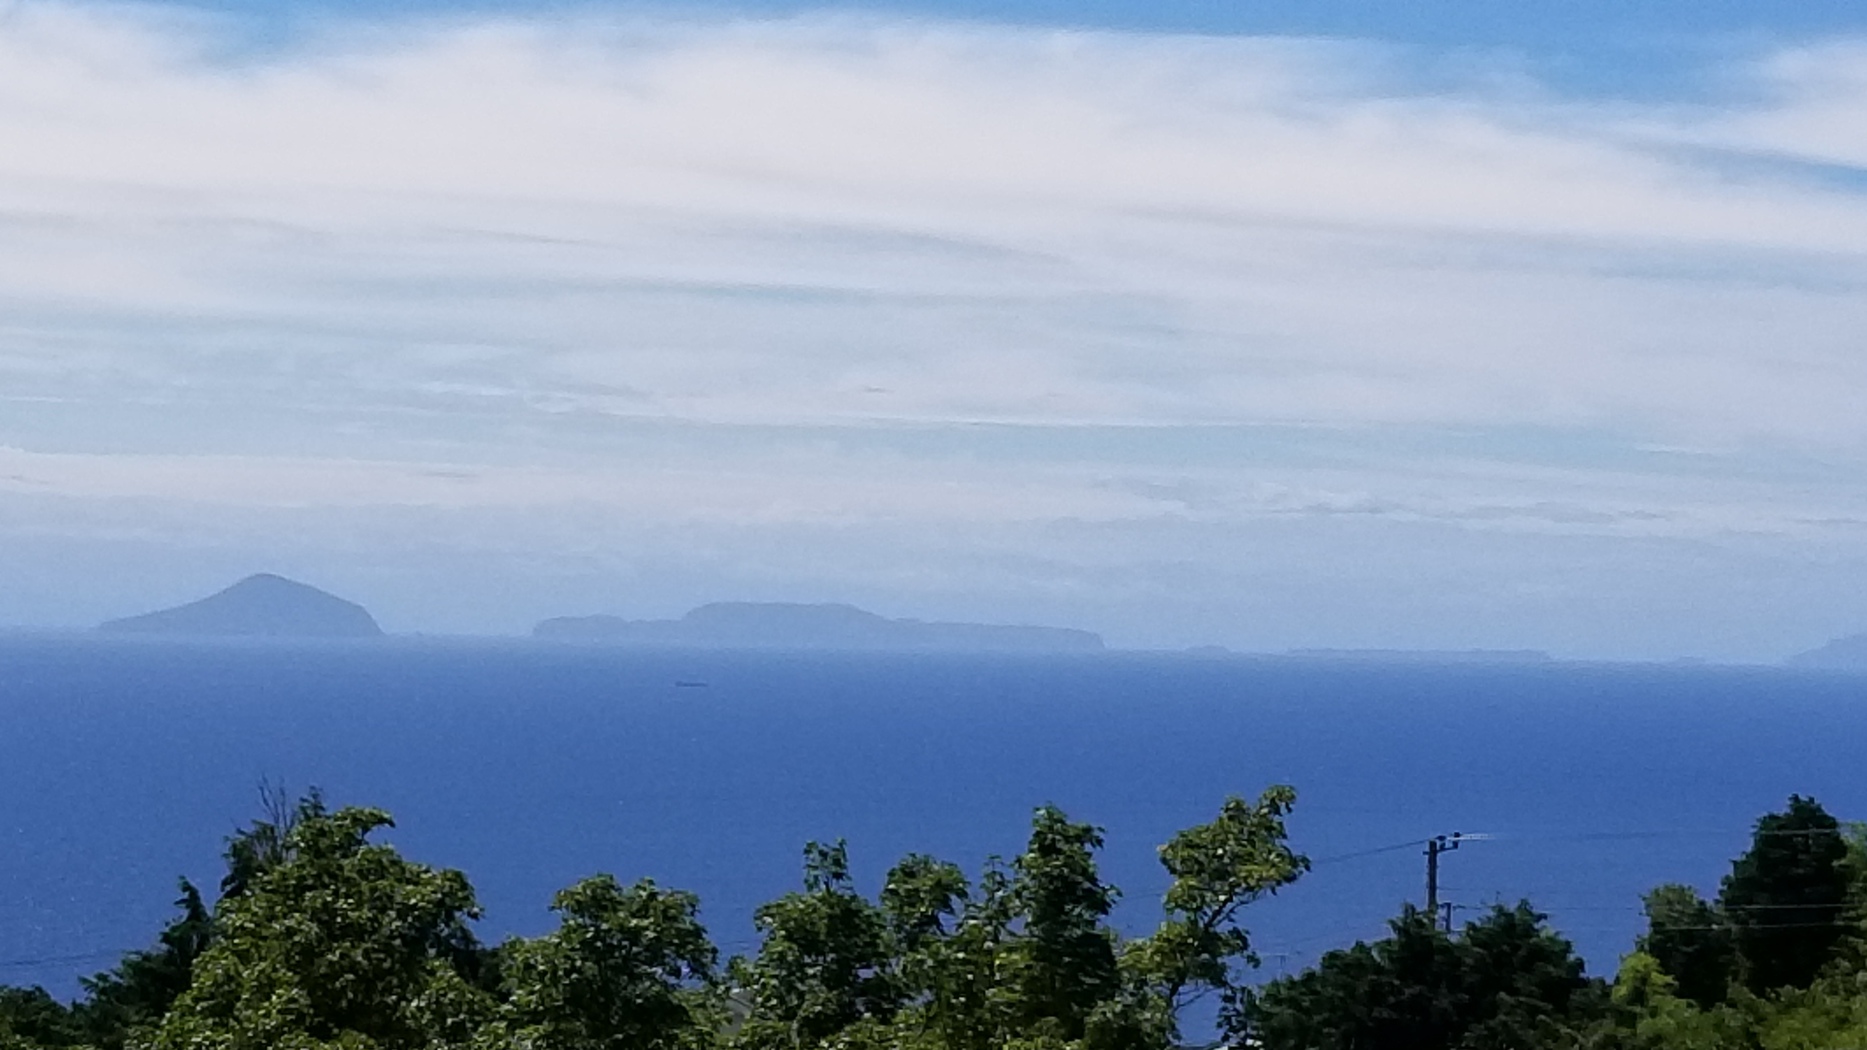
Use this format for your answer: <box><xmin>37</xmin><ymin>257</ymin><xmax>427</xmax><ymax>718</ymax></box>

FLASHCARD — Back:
<box><xmin>1</xmin><ymin>6</ymin><xmax>1864</xmax><ymax>435</ymax></box>
<box><xmin>2</xmin><ymin>2</ymin><xmax>1867</xmax><ymax>652</ymax></box>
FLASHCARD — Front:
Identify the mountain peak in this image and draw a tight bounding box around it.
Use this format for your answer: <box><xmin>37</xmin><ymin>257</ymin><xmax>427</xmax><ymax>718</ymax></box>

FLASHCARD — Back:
<box><xmin>1786</xmin><ymin>633</ymin><xmax>1867</xmax><ymax>670</ymax></box>
<box><xmin>535</xmin><ymin>601</ymin><xmax>1103</xmax><ymax>652</ymax></box>
<box><xmin>99</xmin><ymin>575</ymin><xmax>383</xmax><ymax>638</ymax></box>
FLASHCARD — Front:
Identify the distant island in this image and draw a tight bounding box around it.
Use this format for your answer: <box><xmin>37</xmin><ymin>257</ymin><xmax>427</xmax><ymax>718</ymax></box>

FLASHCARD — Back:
<box><xmin>99</xmin><ymin>574</ymin><xmax>383</xmax><ymax>638</ymax></box>
<box><xmin>534</xmin><ymin>602</ymin><xmax>1104</xmax><ymax>653</ymax></box>
<box><xmin>1284</xmin><ymin>648</ymin><xmax>1553</xmax><ymax>664</ymax></box>
<box><xmin>1785</xmin><ymin>633</ymin><xmax>1867</xmax><ymax>670</ymax></box>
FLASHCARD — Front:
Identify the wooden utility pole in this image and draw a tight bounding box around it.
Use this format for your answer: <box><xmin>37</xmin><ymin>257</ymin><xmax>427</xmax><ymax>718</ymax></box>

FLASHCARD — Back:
<box><xmin>1425</xmin><ymin>832</ymin><xmax>1462</xmax><ymax>928</ymax></box>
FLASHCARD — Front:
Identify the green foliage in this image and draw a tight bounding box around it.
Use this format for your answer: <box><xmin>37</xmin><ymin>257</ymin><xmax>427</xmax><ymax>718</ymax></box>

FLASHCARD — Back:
<box><xmin>5</xmin><ymin>789</ymin><xmax>1317</xmax><ymax>1050</ymax></box>
<box><xmin>1607</xmin><ymin>956</ymin><xmax>1867</xmax><ymax>1050</ymax></box>
<box><xmin>0</xmin><ymin>986</ymin><xmax>82</xmax><ymax>1049</ymax></box>
<box><xmin>1638</xmin><ymin>884</ymin><xmax>1734</xmax><ymax>1009</ymax></box>
<box><xmin>734</xmin><ymin>841</ymin><xmax>901</xmax><ymax>1050</ymax></box>
<box><xmin>1129</xmin><ymin>786</ymin><xmax>1308</xmax><ymax>1045</ymax></box>
<box><xmin>149</xmin><ymin>805</ymin><xmax>493</xmax><ymax>1050</ymax></box>
<box><xmin>1609</xmin><ymin>951</ymin><xmax>1746</xmax><ymax>1050</ymax></box>
<box><xmin>1459</xmin><ymin>902</ymin><xmax>1610</xmax><ymax>1047</ymax></box>
<box><xmin>878</xmin><ymin>857</ymin><xmax>967</xmax><ymax>954</ymax></box>
<box><xmin>28</xmin><ymin>784</ymin><xmax>1867</xmax><ymax>1050</ymax></box>
<box><xmin>75</xmin><ymin>880</ymin><xmax>213</xmax><ymax>1048</ymax></box>
<box><xmin>1236</xmin><ymin>903</ymin><xmax>1607</xmax><ymax>1050</ymax></box>
<box><xmin>889</xmin><ymin>858</ymin><xmax>1015</xmax><ymax>1050</ymax></box>
<box><xmin>1833</xmin><ymin>822</ymin><xmax>1867</xmax><ymax>972</ymax></box>
<box><xmin>220</xmin><ymin>784</ymin><xmax>328</xmax><ymax>901</ymax></box>
<box><xmin>489</xmin><ymin>874</ymin><xmax>718</xmax><ymax>1050</ymax></box>
<box><xmin>1720</xmin><ymin>795</ymin><xmax>1850</xmax><ymax>994</ymax></box>
<box><xmin>1002</xmin><ymin>806</ymin><xmax>1118</xmax><ymax>1045</ymax></box>
<box><xmin>730</xmin><ymin>794</ymin><xmax>1291</xmax><ymax>1050</ymax></box>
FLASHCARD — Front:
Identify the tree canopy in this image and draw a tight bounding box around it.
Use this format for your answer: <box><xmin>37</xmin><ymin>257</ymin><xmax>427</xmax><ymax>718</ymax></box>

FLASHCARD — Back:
<box><xmin>1234</xmin><ymin>903</ymin><xmax>1606</xmax><ymax>1050</ymax></box>
<box><xmin>1719</xmin><ymin>794</ymin><xmax>1850</xmax><ymax>993</ymax></box>
<box><xmin>8</xmin><ymin>789</ymin><xmax>1867</xmax><ymax>1050</ymax></box>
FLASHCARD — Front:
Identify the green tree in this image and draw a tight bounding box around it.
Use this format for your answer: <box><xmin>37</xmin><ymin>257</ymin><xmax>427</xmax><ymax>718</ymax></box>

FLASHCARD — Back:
<box><xmin>490</xmin><ymin>874</ymin><xmax>718</xmax><ymax>1050</ymax></box>
<box><xmin>0</xmin><ymin>987</ymin><xmax>81</xmax><ymax>1049</ymax></box>
<box><xmin>1456</xmin><ymin>902</ymin><xmax>1607</xmax><ymax>1048</ymax></box>
<box><xmin>734</xmin><ymin>841</ymin><xmax>900</xmax><ymax>1050</ymax></box>
<box><xmin>878</xmin><ymin>857</ymin><xmax>967</xmax><ymax>955</ymax></box>
<box><xmin>57</xmin><ymin>785</ymin><xmax>329</xmax><ymax>1048</ymax></box>
<box><xmin>732</xmin><ymin>805</ymin><xmax>1141</xmax><ymax>1050</ymax></box>
<box><xmin>1833</xmin><ymin>821</ymin><xmax>1867</xmax><ymax>972</ymax></box>
<box><xmin>1609</xmin><ymin>951</ymin><xmax>1747</xmax><ymax>1050</ymax></box>
<box><xmin>150</xmin><ymin>805</ymin><xmax>494</xmax><ymax>1050</ymax></box>
<box><xmin>220</xmin><ymin>784</ymin><xmax>327</xmax><ymax>901</ymax></box>
<box><xmin>1720</xmin><ymin>795</ymin><xmax>1850</xmax><ymax>994</ymax></box>
<box><xmin>1752</xmin><ymin>974</ymin><xmax>1867</xmax><ymax>1049</ymax></box>
<box><xmin>1238</xmin><ymin>907</ymin><xmax>1463</xmax><ymax>1050</ymax></box>
<box><xmin>889</xmin><ymin>858</ymin><xmax>1014</xmax><ymax>1050</ymax></box>
<box><xmin>1637</xmin><ymin>884</ymin><xmax>1734</xmax><ymax>1009</ymax></box>
<box><xmin>1003</xmin><ymin>806</ymin><xmax>1119</xmax><ymax>1045</ymax></box>
<box><xmin>1128</xmin><ymin>786</ymin><xmax>1308</xmax><ymax>1046</ymax></box>
<box><xmin>75</xmin><ymin>880</ymin><xmax>214</xmax><ymax>1048</ymax></box>
<box><xmin>1236</xmin><ymin>903</ymin><xmax>1605</xmax><ymax>1050</ymax></box>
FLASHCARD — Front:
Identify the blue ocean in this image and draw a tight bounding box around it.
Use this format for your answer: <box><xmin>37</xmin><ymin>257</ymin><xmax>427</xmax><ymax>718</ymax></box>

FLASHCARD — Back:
<box><xmin>3</xmin><ymin>636</ymin><xmax>1864</xmax><ymax>1000</ymax></box>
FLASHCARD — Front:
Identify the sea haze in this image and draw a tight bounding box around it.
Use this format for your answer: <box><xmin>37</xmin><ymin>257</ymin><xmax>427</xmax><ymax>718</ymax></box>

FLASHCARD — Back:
<box><xmin>2</xmin><ymin>636</ymin><xmax>1864</xmax><ymax>998</ymax></box>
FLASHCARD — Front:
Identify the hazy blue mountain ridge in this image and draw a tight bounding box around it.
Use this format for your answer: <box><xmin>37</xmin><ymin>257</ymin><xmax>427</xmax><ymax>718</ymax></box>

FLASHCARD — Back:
<box><xmin>98</xmin><ymin>574</ymin><xmax>383</xmax><ymax>638</ymax></box>
<box><xmin>1786</xmin><ymin>633</ymin><xmax>1867</xmax><ymax>670</ymax></box>
<box><xmin>535</xmin><ymin>601</ymin><xmax>1104</xmax><ymax>652</ymax></box>
<box><xmin>1285</xmin><ymin>648</ymin><xmax>1553</xmax><ymax>664</ymax></box>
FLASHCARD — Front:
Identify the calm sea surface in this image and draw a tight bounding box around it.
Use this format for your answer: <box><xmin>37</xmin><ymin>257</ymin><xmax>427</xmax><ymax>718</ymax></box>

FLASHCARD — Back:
<box><xmin>3</xmin><ymin>636</ymin><xmax>1865</xmax><ymax>998</ymax></box>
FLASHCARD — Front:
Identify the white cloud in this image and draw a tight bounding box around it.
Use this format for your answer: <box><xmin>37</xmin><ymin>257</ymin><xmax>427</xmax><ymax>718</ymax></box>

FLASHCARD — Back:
<box><xmin>1686</xmin><ymin>40</ymin><xmax>1867</xmax><ymax>170</ymax></box>
<box><xmin>0</xmin><ymin>6</ymin><xmax>1864</xmax><ymax>436</ymax></box>
<box><xmin>3</xmin><ymin>3</ymin><xmax>1867</xmax><ymax>652</ymax></box>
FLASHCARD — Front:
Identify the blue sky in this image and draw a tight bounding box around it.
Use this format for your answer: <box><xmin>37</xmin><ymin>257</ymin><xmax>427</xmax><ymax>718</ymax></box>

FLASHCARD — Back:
<box><xmin>183</xmin><ymin>0</ymin><xmax>1867</xmax><ymax>46</ymax></box>
<box><xmin>182</xmin><ymin>0</ymin><xmax>1867</xmax><ymax>93</ymax></box>
<box><xmin>2</xmin><ymin>0</ymin><xmax>1866</xmax><ymax>658</ymax></box>
<box><xmin>133</xmin><ymin>0</ymin><xmax>1867</xmax><ymax>115</ymax></box>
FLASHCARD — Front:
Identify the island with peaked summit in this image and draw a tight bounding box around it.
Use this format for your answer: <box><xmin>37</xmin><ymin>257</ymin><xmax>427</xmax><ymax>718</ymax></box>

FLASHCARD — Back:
<box><xmin>1785</xmin><ymin>632</ymin><xmax>1867</xmax><ymax>670</ymax></box>
<box><xmin>534</xmin><ymin>602</ymin><xmax>1104</xmax><ymax>653</ymax></box>
<box><xmin>98</xmin><ymin>574</ymin><xmax>383</xmax><ymax>638</ymax></box>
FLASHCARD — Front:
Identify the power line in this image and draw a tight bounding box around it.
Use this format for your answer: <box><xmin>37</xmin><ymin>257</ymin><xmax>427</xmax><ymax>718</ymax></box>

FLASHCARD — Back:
<box><xmin>0</xmin><ymin>949</ymin><xmax>124</xmax><ymax>971</ymax></box>
<box><xmin>1512</xmin><ymin>902</ymin><xmax>1860</xmax><ymax>913</ymax></box>
<box><xmin>1310</xmin><ymin>839</ymin><xmax>1427</xmax><ymax>866</ymax></box>
<box><xmin>4</xmin><ymin>826</ymin><xmax>1859</xmax><ymax>977</ymax></box>
<box><xmin>1282</xmin><ymin>823</ymin><xmax>1837</xmax><ymax>866</ymax></box>
<box><xmin>1444</xmin><ymin>828</ymin><xmax>1854</xmax><ymax>844</ymax></box>
<box><xmin>1599</xmin><ymin>920</ymin><xmax>1863</xmax><ymax>932</ymax></box>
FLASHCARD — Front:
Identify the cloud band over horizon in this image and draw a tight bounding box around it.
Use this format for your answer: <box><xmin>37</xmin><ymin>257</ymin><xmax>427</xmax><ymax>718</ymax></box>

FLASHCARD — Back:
<box><xmin>3</xmin><ymin>2</ymin><xmax>1867</xmax><ymax>658</ymax></box>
